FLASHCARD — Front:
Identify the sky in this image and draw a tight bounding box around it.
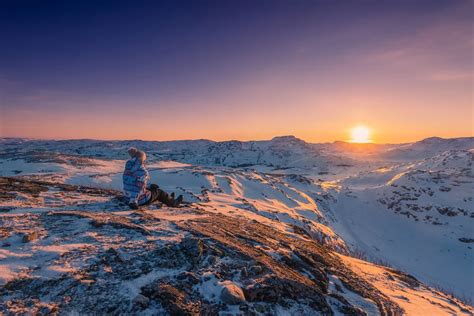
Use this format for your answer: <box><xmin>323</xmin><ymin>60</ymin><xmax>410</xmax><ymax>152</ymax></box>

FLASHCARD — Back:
<box><xmin>0</xmin><ymin>0</ymin><xmax>472</xmax><ymax>143</ymax></box>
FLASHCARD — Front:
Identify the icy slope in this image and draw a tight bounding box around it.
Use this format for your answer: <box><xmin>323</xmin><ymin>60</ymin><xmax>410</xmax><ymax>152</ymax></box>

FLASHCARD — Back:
<box><xmin>327</xmin><ymin>149</ymin><xmax>474</xmax><ymax>300</ymax></box>
<box><xmin>339</xmin><ymin>255</ymin><xmax>473</xmax><ymax>315</ymax></box>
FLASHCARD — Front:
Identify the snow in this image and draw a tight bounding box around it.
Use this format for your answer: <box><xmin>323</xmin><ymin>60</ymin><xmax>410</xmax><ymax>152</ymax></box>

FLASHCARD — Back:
<box><xmin>339</xmin><ymin>254</ymin><xmax>473</xmax><ymax>315</ymax></box>
<box><xmin>328</xmin><ymin>274</ymin><xmax>379</xmax><ymax>315</ymax></box>
<box><xmin>329</xmin><ymin>191</ymin><xmax>473</xmax><ymax>298</ymax></box>
<box><xmin>325</xmin><ymin>149</ymin><xmax>474</xmax><ymax>299</ymax></box>
<box><xmin>196</xmin><ymin>272</ymin><xmax>224</xmax><ymax>302</ymax></box>
<box><xmin>0</xmin><ymin>264</ymin><xmax>22</xmax><ymax>285</ymax></box>
<box><xmin>0</xmin><ymin>159</ymin><xmax>65</xmax><ymax>176</ymax></box>
<box><xmin>123</xmin><ymin>268</ymin><xmax>183</xmax><ymax>298</ymax></box>
<box><xmin>1</xmin><ymin>136</ymin><xmax>473</xmax><ymax>313</ymax></box>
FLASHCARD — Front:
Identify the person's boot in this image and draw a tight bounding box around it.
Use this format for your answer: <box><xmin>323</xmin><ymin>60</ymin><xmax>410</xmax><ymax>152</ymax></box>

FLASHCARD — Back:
<box><xmin>173</xmin><ymin>195</ymin><xmax>183</xmax><ymax>207</ymax></box>
<box><xmin>165</xmin><ymin>193</ymin><xmax>176</xmax><ymax>207</ymax></box>
<box><xmin>157</xmin><ymin>190</ymin><xmax>167</xmax><ymax>204</ymax></box>
<box><xmin>164</xmin><ymin>194</ymin><xmax>175</xmax><ymax>207</ymax></box>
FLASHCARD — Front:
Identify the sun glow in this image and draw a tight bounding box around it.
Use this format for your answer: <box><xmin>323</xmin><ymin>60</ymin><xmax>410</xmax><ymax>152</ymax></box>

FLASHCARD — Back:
<box><xmin>350</xmin><ymin>125</ymin><xmax>371</xmax><ymax>143</ymax></box>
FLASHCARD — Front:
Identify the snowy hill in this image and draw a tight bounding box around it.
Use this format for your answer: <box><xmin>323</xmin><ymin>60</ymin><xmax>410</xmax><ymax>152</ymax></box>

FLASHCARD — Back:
<box><xmin>376</xmin><ymin>149</ymin><xmax>473</xmax><ymax>223</ymax></box>
<box><xmin>326</xmin><ymin>148</ymin><xmax>474</xmax><ymax>301</ymax></box>
<box><xmin>0</xmin><ymin>136</ymin><xmax>355</xmax><ymax>172</ymax></box>
<box><xmin>380</xmin><ymin>137</ymin><xmax>474</xmax><ymax>161</ymax></box>
<box><xmin>0</xmin><ymin>136</ymin><xmax>473</xmax><ymax>314</ymax></box>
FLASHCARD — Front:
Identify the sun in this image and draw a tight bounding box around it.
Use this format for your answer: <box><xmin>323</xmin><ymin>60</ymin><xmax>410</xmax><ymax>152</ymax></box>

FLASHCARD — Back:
<box><xmin>350</xmin><ymin>125</ymin><xmax>371</xmax><ymax>143</ymax></box>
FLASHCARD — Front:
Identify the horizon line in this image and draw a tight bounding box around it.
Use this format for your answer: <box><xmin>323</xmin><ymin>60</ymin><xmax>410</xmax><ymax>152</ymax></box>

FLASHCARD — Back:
<box><xmin>1</xmin><ymin>135</ymin><xmax>473</xmax><ymax>146</ymax></box>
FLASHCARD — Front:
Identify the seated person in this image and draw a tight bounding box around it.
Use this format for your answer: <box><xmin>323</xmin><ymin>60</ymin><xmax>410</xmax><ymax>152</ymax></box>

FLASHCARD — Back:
<box><xmin>122</xmin><ymin>147</ymin><xmax>183</xmax><ymax>209</ymax></box>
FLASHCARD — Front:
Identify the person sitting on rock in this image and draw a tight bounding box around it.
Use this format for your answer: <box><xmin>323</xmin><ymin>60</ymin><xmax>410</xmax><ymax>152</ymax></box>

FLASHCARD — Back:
<box><xmin>122</xmin><ymin>147</ymin><xmax>183</xmax><ymax>209</ymax></box>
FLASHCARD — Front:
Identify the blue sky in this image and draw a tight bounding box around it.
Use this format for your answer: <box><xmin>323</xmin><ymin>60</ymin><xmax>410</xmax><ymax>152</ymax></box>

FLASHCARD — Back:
<box><xmin>1</xmin><ymin>0</ymin><xmax>472</xmax><ymax>142</ymax></box>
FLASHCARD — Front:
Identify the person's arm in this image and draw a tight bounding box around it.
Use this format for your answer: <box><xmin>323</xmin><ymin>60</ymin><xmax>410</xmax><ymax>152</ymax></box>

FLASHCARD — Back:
<box><xmin>135</xmin><ymin>167</ymin><xmax>150</xmax><ymax>193</ymax></box>
<box><xmin>123</xmin><ymin>160</ymin><xmax>140</xmax><ymax>204</ymax></box>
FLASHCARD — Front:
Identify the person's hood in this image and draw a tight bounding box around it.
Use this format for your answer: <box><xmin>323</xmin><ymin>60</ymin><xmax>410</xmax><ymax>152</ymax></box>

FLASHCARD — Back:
<box><xmin>128</xmin><ymin>147</ymin><xmax>138</xmax><ymax>158</ymax></box>
<box><xmin>136</xmin><ymin>150</ymin><xmax>146</xmax><ymax>162</ymax></box>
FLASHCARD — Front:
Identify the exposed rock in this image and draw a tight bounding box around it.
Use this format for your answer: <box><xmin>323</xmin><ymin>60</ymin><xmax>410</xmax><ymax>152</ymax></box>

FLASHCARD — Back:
<box><xmin>38</xmin><ymin>304</ymin><xmax>59</xmax><ymax>315</ymax></box>
<box><xmin>248</xmin><ymin>265</ymin><xmax>263</xmax><ymax>276</ymax></box>
<box><xmin>47</xmin><ymin>211</ymin><xmax>152</xmax><ymax>236</ymax></box>
<box><xmin>151</xmin><ymin>283</ymin><xmax>202</xmax><ymax>315</ymax></box>
<box><xmin>132</xmin><ymin>294</ymin><xmax>149</xmax><ymax>308</ymax></box>
<box><xmin>254</xmin><ymin>303</ymin><xmax>267</xmax><ymax>313</ymax></box>
<box><xmin>22</xmin><ymin>231</ymin><xmax>39</xmax><ymax>243</ymax></box>
<box><xmin>176</xmin><ymin>271</ymin><xmax>200</xmax><ymax>285</ymax></box>
<box><xmin>177</xmin><ymin>214</ymin><xmax>400</xmax><ymax>315</ymax></box>
<box><xmin>105</xmin><ymin>247</ymin><xmax>124</xmax><ymax>263</ymax></box>
<box><xmin>179</xmin><ymin>237</ymin><xmax>205</xmax><ymax>265</ymax></box>
<box><xmin>220</xmin><ymin>281</ymin><xmax>246</xmax><ymax>305</ymax></box>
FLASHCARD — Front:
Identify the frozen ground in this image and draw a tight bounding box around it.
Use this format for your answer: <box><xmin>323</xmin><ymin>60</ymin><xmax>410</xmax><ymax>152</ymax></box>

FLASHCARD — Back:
<box><xmin>0</xmin><ymin>136</ymin><xmax>473</xmax><ymax>314</ymax></box>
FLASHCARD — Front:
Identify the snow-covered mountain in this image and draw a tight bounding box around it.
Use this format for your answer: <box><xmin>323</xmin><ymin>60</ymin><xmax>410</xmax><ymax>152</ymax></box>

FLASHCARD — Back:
<box><xmin>379</xmin><ymin>137</ymin><xmax>474</xmax><ymax>161</ymax></box>
<box><xmin>0</xmin><ymin>135</ymin><xmax>355</xmax><ymax>171</ymax></box>
<box><xmin>0</xmin><ymin>136</ymin><xmax>473</xmax><ymax>314</ymax></box>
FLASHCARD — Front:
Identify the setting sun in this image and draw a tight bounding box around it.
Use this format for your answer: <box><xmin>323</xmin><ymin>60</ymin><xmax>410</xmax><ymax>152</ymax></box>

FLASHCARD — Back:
<box><xmin>350</xmin><ymin>125</ymin><xmax>371</xmax><ymax>143</ymax></box>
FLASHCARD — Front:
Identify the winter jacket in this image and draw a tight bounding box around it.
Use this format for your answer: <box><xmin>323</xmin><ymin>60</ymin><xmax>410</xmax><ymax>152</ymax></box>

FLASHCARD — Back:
<box><xmin>122</xmin><ymin>157</ymin><xmax>152</xmax><ymax>205</ymax></box>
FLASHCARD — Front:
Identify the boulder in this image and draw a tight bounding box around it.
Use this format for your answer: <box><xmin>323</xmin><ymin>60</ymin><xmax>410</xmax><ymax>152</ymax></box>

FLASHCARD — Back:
<box><xmin>248</xmin><ymin>265</ymin><xmax>263</xmax><ymax>276</ymax></box>
<box><xmin>220</xmin><ymin>281</ymin><xmax>246</xmax><ymax>305</ymax></box>
<box><xmin>133</xmin><ymin>294</ymin><xmax>149</xmax><ymax>308</ymax></box>
<box><xmin>22</xmin><ymin>231</ymin><xmax>39</xmax><ymax>243</ymax></box>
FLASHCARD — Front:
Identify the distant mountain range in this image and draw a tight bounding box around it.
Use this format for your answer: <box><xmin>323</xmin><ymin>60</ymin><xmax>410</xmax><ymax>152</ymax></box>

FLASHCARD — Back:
<box><xmin>1</xmin><ymin>135</ymin><xmax>472</xmax><ymax>165</ymax></box>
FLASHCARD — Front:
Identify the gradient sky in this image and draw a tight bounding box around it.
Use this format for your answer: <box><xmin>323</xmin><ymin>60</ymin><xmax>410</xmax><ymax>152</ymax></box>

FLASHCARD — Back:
<box><xmin>0</xmin><ymin>0</ymin><xmax>472</xmax><ymax>143</ymax></box>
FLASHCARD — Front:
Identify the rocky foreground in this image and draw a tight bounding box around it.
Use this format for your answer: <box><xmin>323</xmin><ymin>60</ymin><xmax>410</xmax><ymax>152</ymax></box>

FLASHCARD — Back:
<box><xmin>0</xmin><ymin>177</ymin><xmax>472</xmax><ymax>315</ymax></box>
